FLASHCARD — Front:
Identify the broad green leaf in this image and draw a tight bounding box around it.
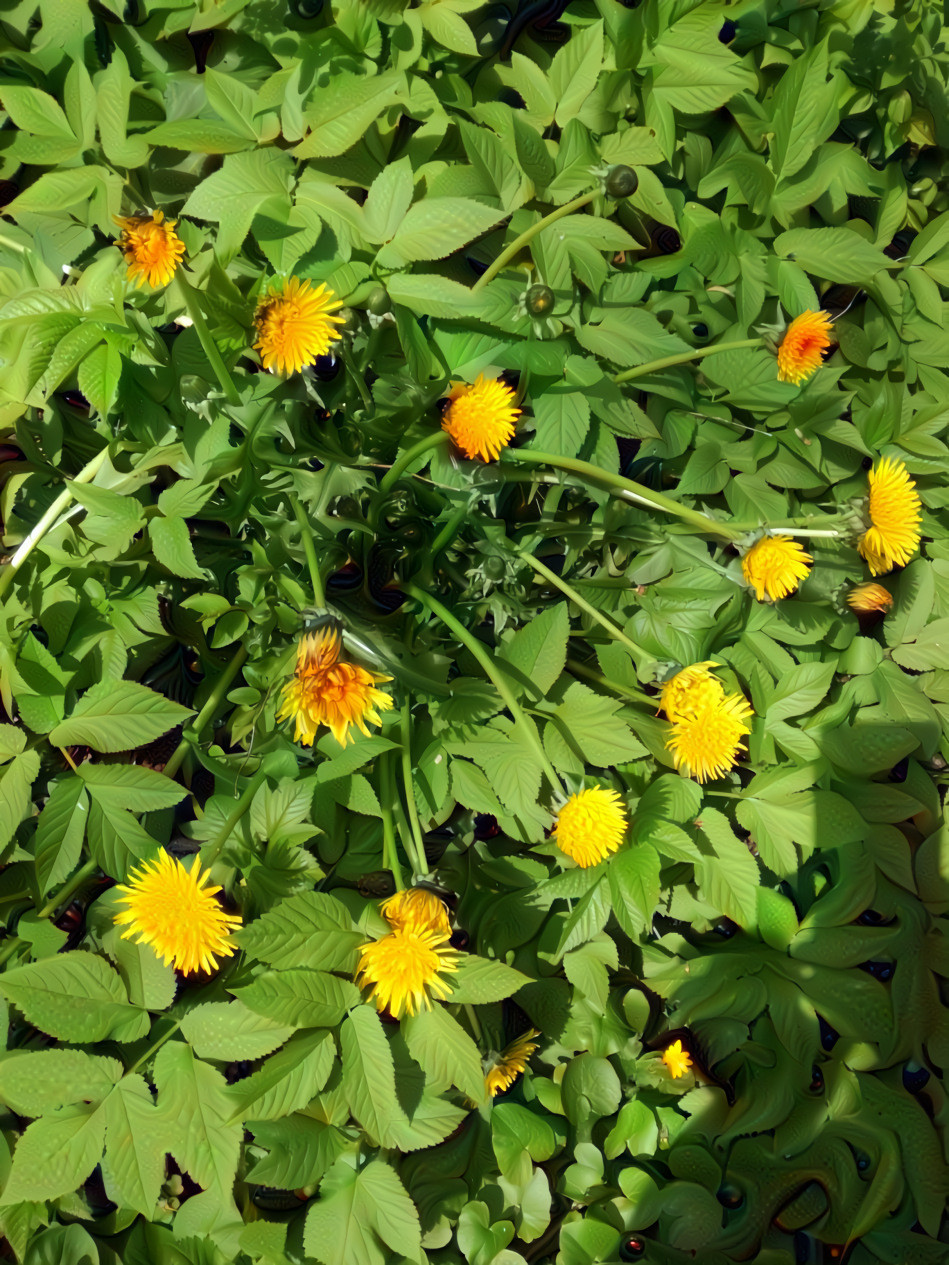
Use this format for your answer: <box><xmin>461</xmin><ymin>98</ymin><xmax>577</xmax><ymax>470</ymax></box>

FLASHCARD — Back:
<box><xmin>446</xmin><ymin>955</ymin><xmax>531</xmax><ymax>1004</ymax></box>
<box><xmin>0</xmin><ymin>952</ymin><xmax>144</xmax><ymax>1044</ymax></box>
<box><xmin>296</xmin><ymin>70</ymin><xmax>403</xmax><ymax>160</ymax></box>
<box><xmin>226</xmin><ymin>1031</ymin><xmax>336</xmax><ymax>1123</ymax></box>
<box><xmin>0</xmin><ymin>750</ymin><xmax>40</xmax><ymax>852</ymax></box>
<box><xmin>0</xmin><ymin>1105</ymin><xmax>105</xmax><ymax>1206</ymax></box>
<box><xmin>340</xmin><ymin>1007</ymin><xmax>407</xmax><ymax>1148</ymax></box>
<box><xmin>180</xmin><ymin>1001</ymin><xmax>295</xmax><ymax>1062</ymax></box>
<box><xmin>696</xmin><ymin>806</ymin><xmax>759</xmax><ymax>928</ymax></box>
<box><xmin>402</xmin><ymin>1007</ymin><xmax>487</xmax><ymax>1103</ymax></box>
<box><xmin>0</xmin><ymin>1050</ymin><xmax>121</xmax><ymax>1116</ymax></box>
<box><xmin>149</xmin><ymin>516</ymin><xmax>206</xmax><ymax>580</ymax></box>
<box><xmin>234</xmin><ymin>891</ymin><xmax>363</xmax><ymax>973</ymax></box>
<box><xmin>48</xmin><ymin>680</ymin><xmax>192</xmax><ymax>753</ymax></box>
<box><xmin>153</xmin><ymin>1042</ymin><xmax>241</xmax><ymax>1194</ymax></box>
<box><xmin>774</xmin><ymin>226</ymin><xmax>890</xmax><ymax>285</ymax></box>
<box><xmin>233</xmin><ymin>969</ymin><xmax>360</xmax><ymax>1028</ymax></box>
<box><xmin>499</xmin><ymin>603</ymin><xmax>569</xmax><ymax>695</ymax></box>
<box><xmin>247</xmin><ymin>1116</ymin><xmax>347</xmax><ymax>1189</ymax></box>
<box><xmin>77</xmin><ymin>762</ymin><xmax>187</xmax><ymax>812</ymax></box>
<box><xmin>609</xmin><ymin>847</ymin><xmax>661</xmax><ymax>938</ymax></box>
<box><xmin>303</xmin><ymin>1156</ymin><xmax>422</xmax><ymax>1265</ymax></box>
<box><xmin>101</xmin><ymin>1073</ymin><xmax>166</xmax><ymax>1217</ymax></box>
<box><xmin>378</xmin><ymin>198</ymin><xmax>506</xmax><ymax>267</ymax></box>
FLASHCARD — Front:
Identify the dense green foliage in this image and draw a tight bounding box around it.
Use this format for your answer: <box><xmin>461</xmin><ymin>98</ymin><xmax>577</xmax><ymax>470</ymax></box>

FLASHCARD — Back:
<box><xmin>0</xmin><ymin>0</ymin><xmax>948</xmax><ymax>1263</ymax></box>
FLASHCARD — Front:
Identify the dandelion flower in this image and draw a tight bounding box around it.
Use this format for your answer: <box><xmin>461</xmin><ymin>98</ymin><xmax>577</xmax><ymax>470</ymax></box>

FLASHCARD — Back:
<box><xmin>485</xmin><ymin>1029</ymin><xmax>540</xmax><ymax>1097</ymax></box>
<box><xmin>776</xmin><ymin>310</ymin><xmax>834</xmax><ymax>385</ymax></box>
<box><xmin>847</xmin><ymin>582</ymin><xmax>893</xmax><ymax>614</ymax></box>
<box><xmin>113</xmin><ymin>209</ymin><xmax>185</xmax><ymax>288</ymax></box>
<box><xmin>356</xmin><ymin>928</ymin><xmax>460</xmax><ymax>1019</ymax></box>
<box><xmin>659</xmin><ymin>662</ymin><xmax>725</xmax><ymax>723</ymax></box>
<box><xmin>857</xmin><ymin>457</ymin><xmax>922</xmax><ymax>576</ymax></box>
<box><xmin>666</xmin><ymin>693</ymin><xmax>753</xmax><ymax>784</ymax></box>
<box><xmin>114</xmin><ymin>852</ymin><xmax>241</xmax><ymax>975</ymax></box>
<box><xmin>381</xmin><ymin>888</ymin><xmax>451</xmax><ymax>938</ymax></box>
<box><xmin>442</xmin><ymin>374</ymin><xmax>520</xmax><ymax>462</ymax></box>
<box><xmin>554</xmin><ymin>787</ymin><xmax>628</xmax><ymax>868</ymax></box>
<box><xmin>276</xmin><ymin>627</ymin><xmax>393</xmax><ymax>748</ymax></box>
<box><xmin>662</xmin><ymin>1040</ymin><xmax>692</xmax><ymax>1079</ymax></box>
<box><xmin>741</xmin><ymin>535</ymin><xmax>812</xmax><ymax>602</ymax></box>
<box><xmin>254</xmin><ymin>277</ymin><xmax>344</xmax><ymax>375</ymax></box>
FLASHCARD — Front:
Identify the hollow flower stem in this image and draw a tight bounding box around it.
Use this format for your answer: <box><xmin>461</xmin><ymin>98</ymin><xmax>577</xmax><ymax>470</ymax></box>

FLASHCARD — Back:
<box><xmin>289</xmin><ymin>493</ymin><xmax>326</xmax><ymax>608</ymax></box>
<box><xmin>612</xmin><ymin>338</ymin><xmax>764</xmax><ymax>384</ymax></box>
<box><xmin>473</xmin><ymin>190</ymin><xmax>598</xmax><ymax>292</ymax></box>
<box><xmin>163</xmin><ymin>644</ymin><xmax>249</xmax><ymax>780</ymax></box>
<box><xmin>380</xmin><ymin>431</ymin><xmax>449</xmax><ymax>494</ymax></box>
<box><xmin>178</xmin><ymin>275</ymin><xmax>242</xmax><ymax>407</ymax></box>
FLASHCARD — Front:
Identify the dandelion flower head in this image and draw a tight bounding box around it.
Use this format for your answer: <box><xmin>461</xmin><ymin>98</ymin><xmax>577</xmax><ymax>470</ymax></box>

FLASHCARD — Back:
<box><xmin>442</xmin><ymin>374</ymin><xmax>520</xmax><ymax>462</ymax></box>
<box><xmin>554</xmin><ymin>787</ymin><xmax>628</xmax><ymax>868</ymax></box>
<box><xmin>659</xmin><ymin>662</ymin><xmax>724</xmax><ymax>724</ymax></box>
<box><xmin>662</xmin><ymin>1039</ymin><xmax>693</xmax><ymax>1079</ymax></box>
<box><xmin>113</xmin><ymin>209</ymin><xmax>185</xmax><ymax>289</ymax></box>
<box><xmin>381</xmin><ymin>887</ymin><xmax>451</xmax><ymax>938</ymax></box>
<box><xmin>846</xmin><ymin>582</ymin><xmax>893</xmax><ymax>614</ymax></box>
<box><xmin>666</xmin><ymin>692</ymin><xmax>753</xmax><ymax>784</ymax></box>
<box><xmin>776</xmin><ymin>310</ymin><xmax>834</xmax><ymax>385</ymax></box>
<box><xmin>277</xmin><ymin>627</ymin><xmax>393</xmax><ymax>749</ymax></box>
<box><xmin>355</xmin><ymin>928</ymin><xmax>459</xmax><ymax>1019</ymax></box>
<box><xmin>857</xmin><ymin>457</ymin><xmax>922</xmax><ymax>576</ymax></box>
<box><xmin>485</xmin><ymin>1029</ymin><xmax>540</xmax><ymax>1097</ymax></box>
<box><xmin>741</xmin><ymin>535</ymin><xmax>812</xmax><ymax>602</ymax></box>
<box><xmin>254</xmin><ymin>276</ymin><xmax>344</xmax><ymax>375</ymax></box>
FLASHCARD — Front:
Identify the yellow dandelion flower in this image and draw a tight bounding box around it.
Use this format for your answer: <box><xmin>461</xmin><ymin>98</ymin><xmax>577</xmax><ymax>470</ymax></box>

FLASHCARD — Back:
<box><xmin>114</xmin><ymin>852</ymin><xmax>241</xmax><ymax>975</ymax></box>
<box><xmin>113</xmin><ymin>209</ymin><xmax>186</xmax><ymax>288</ymax></box>
<box><xmin>276</xmin><ymin>627</ymin><xmax>393</xmax><ymax>748</ymax></box>
<box><xmin>254</xmin><ymin>276</ymin><xmax>344</xmax><ymax>375</ymax></box>
<box><xmin>741</xmin><ymin>535</ymin><xmax>812</xmax><ymax>602</ymax></box>
<box><xmin>442</xmin><ymin>374</ymin><xmax>520</xmax><ymax>462</ymax></box>
<box><xmin>485</xmin><ymin>1029</ymin><xmax>540</xmax><ymax>1097</ymax></box>
<box><xmin>662</xmin><ymin>1039</ymin><xmax>692</xmax><ymax>1079</ymax></box>
<box><xmin>776</xmin><ymin>310</ymin><xmax>834</xmax><ymax>385</ymax></box>
<box><xmin>857</xmin><ymin>457</ymin><xmax>922</xmax><ymax>576</ymax></box>
<box><xmin>355</xmin><ymin>928</ymin><xmax>460</xmax><ymax>1019</ymax></box>
<box><xmin>381</xmin><ymin>888</ymin><xmax>451</xmax><ymax>938</ymax></box>
<box><xmin>659</xmin><ymin>662</ymin><xmax>725</xmax><ymax>724</ymax></box>
<box><xmin>846</xmin><ymin>582</ymin><xmax>893</xmax><ymax>614</ymax></box>
<box><xmin>554</xmin><ymin>786</ymin><xmax>628</xmax><ymax>868</ymax></box>
<box><xmin>666</xmin><ymin>692</ymin><xmax>753</xmax><ymax>784</ymax></box>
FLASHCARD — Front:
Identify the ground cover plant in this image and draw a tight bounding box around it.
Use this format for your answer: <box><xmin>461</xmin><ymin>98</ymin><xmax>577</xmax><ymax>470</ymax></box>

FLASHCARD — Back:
<box><xmin>0</xmin><ymin>0</ymin><xmax>947</xmax><ymax>1262</ymax></box>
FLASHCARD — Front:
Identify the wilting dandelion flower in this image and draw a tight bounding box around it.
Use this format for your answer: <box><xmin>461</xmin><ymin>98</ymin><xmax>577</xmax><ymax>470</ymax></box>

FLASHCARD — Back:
<box><xmin>659</xmin><ymin>662</ymin><xmax>725</xmax><ymax>723</ymax></box>
<box><xmin>277</xmin><ymin>627</ymin><xmax>393</xmax><ymax>748</ymax></box>
<box><xmin>254</xmin><ymin>277</ymin><xmax>344</xmax><ymax>375</ymax></box>
<box><xmin>381</xmin><ymin>888</ymin><xmax>451</xmax><ymax>938</ymax></box>
<box><xmin>776</xmin><ymin>310</ymin><xmax>834</xmax><ymax>385</ymax></box>
<box><xmin>442</xmin><ymin>374</ymin><xmax>520</xmax><ymax>461</ymax></box>
<box><xmin>847</xmin><ymin>582</ymin><xmax>893</xmax><ymax>614</ymax></box>
<box><xmin>113</xmin><ymin>209</ymin><xmax>186</xmax><ymax>288</ymax></box>
<box><xmin>553</xmin><ymin>787</ymin><xmax>628</xmax><ymax>868</ymax></box>
<box><xmin>485</xmin><ymin>1029</ymin><xmax>540</xmax><ymax>1097</ymax></box>
<box><xmin>666</xmin><ymin>693</ymin><xmax>754</xmax><ymax>784</ymax></box>
<box><xmin>662</xmin><ymin>1039</ymin><xmax>692</xmax><ymax>1079</ymax></box>
<box><xmin>355</xmin><ymin>928</ymin><xmax>459</xmax><ymax>1018</ymax></box>
<box><xmin>857</xmin><ymin>457</ymin><xmax>922</xmax><ymax>576</ymax></box>
<box><xmin>741</xmin><ymin>535</ymin><xmax>812</xmax><ymax>601</ymax></box>
<box><xmin>114</xmin><ymin>852</ymin><xmax>241</xmax><ymax>975</ymax></box>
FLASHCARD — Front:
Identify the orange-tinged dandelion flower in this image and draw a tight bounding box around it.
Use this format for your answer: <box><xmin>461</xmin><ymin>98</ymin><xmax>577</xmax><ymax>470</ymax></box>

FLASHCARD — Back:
<box><xmin>113</xmin><ymin>209</ymin><xmax>185</xmax><ymax>288</ymax></box>
<box><xmin>776</xmin><ymin>310</ymin><xmax>834</xmax><ymax>385</ymax></box>
<box><xmin>847</xmin><ymin>582</ymin><xmax>893</xmax><ymax>614</ymax></box>
<box><xmin>485</xmin><ymin>1029</ymin><xmax>540</xmax><ymax>1097</ymax></box>
<box><xmin>442</xmin><ymin>374</ymin><xmax>520</xmax><ymax>462</ymax></box>
<box><xmin>659</xmin><ymin>662</ymin><xmax>724</xmax><ymax>724</ymax></box>
<box><xmin>554</xmin><ymin>787</ymin><xmax>628</xmax><ymax>868</ymax></box>
<box><xmin>355</xmin><ymin>928</ymin><xmax>460</xmax><ymax>1019</ymax></box>
<box><xmin>114</xmin><ymin>852</ymin><xmax>241</xmax><ymax>975</ymax></box>
<box><xmin>254</xmin><ymin>277</ymin><xmax>344</xmax><ymax>375</ymax></box>
<box><xmin>381</xmin><ymin>888</ymin><xmax>451</xmax><ymax>938</ymax></box>
<box><xmin>277</xmin><ymin>627</ymin><xmax>393</xmax><ymax>749</ymax></box>
<box><xmin>666</xmin><ymin>692</ymin><xmax>754</xmax><ymax>784</ymax></box>
<box><xmin>857</xmin><ymin>457</ymin><xmax>922</xmax><ymax>576</ymax></box>
<box><xmin>662</xmin><ymin>1040</ymin><xmax>692</xmax><ymax>1079</ymax></box>
<box><xmin>741</xmin><ymin>535</ymin><xmax>812</xmax><ymax>602</ymax></box>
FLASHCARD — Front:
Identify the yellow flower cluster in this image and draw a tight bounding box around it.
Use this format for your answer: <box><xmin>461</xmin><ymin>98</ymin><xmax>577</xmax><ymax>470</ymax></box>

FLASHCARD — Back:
<box><xmin>660</xmin><ymin>663</ymin><xmax>753</xmax><ymax>784</ymax></box>
<box><xmin>553</xmin><ymin>786</ymin><xmax>628</xmax><ymax>868</ymax></box>
<box><xmin>355</xmin><ymin>888</ymin><xmax>458</xmax><ymax>1019</ymax></box>
<box><xmin>276</xmin><ymin>627</ymin><xmax>393</xmax><ymax>749</ymax></box>
<box><xmin>485</xmin><ymin>1029</ymin><xmax>540</xmax><ymax>1097</ymax></box>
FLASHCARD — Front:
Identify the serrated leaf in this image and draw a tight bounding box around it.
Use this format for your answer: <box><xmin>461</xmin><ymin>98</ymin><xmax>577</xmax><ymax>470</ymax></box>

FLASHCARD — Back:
<box><xmin>153</xmin><ymin>1042</ymin><xmax>241</xmax><ymax>1194</ymax></box>
<box><xmin>180</xmin><ymin>1001</ymin><xmax>295</xmax><ymax>1061</ymax></box>
<box><xmin>340</xmin><ymin>1006</ymin><xmax>407</xmax><ymax>1148</ymax></box>
<box><xmin>48</xmin><ymin>680</ymin><xmax>192</xmax><ymax>753</ymax></box>
<box><xmin>378</xmin><ymin>198</ymin><xmax>506</xmax><ymax>267</ymax></box>
<box><xmin>101</xmin><ymin>1073</ymin><xmax>165</xmax><ymax>1217</ymax></box>
<box><xmin>0</xmin><ymin>952</ymin><xmax>142</xmax><ymax>1044</ymax></box>
<box><xmin>0</xmin><ymin>1105</ymin><xmax>105</xmax><ymax>1205</ymax></box>
<box><xmin>234</xmin><ymin>891</ymin><xmax>364</xmax><ymax>972</ymax></box>
<box><xmin>402</xmin><ymin>1007</ymin><xmax>487</xmax><ymax>1103</ymax></box>
<box><xmin>234</xmin><ymin>969</ymin><xmax>359</xmax><ymax>1028</ymax></box>
<box><xmin>0</xmin><ymin>1049</ymin><xmax>121</xmax><ymax>1117</ymax></box>
<box><xmin>227</xmin><ymin>1031</ymin><xmax>336</xmax><ymax>1123</ymax></box>
<box><xmin>304</xmin><ymin>1156</ymin><xmax>422</xmax><ymax>1265</ymax></box>
<box><xmin>446</xmin><ymin>955</ymin><xmax>531</xmax><ymax>1004</ymax></box>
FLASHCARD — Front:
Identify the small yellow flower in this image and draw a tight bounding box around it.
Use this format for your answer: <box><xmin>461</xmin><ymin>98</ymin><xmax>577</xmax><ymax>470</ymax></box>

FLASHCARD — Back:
<box><xmin>442</xmin><ymin>374</ymin><xmax>520</xmax><ymax>461</ymax></box>
<box><xmin>666</xmin><ymin>692</ymin><xmax>753</xmax><ymax>784</ymax></box>
<box><xmin>741</xmin><ymin>535</ymin><xmax>812</xmax><ymax>602</ymax></box>
<box><xmin>254</xmin><ymin>276</ymin><xmax>344</xmax><ymax>375</ymax></box>
<box><xmin>846</xmin><ymin>582</ymin><xmax>893</xmax><ymax>614</ymax></box>
<box><xmin>776</xmin><ymin>310</ymin><xmax>834</xmax><ymax>385</ymax></box>
<box><xmin>554</xmin><ymin>787</ymin><xmax>628</xmax><ymax>868</ymax></box>
<box><xmin>662</xmin><ymin>1040</ymin><xmax>692</xmax><ymax>1079</ymax></box>
<box><xmin>485</xmin><ymin>1029</ymin><xmax>540</xmax><ymax>1097</ymax></box>
<box><xmin>113</xmin><ymin>209</ymin><xmax>186</xmax><ymax>288</ymax></box>
<box><xmin>857</xmin><ymin>457</ymin><xmax>922</xmax><ymax>576</ymax></box>
<box><xmin>659</xmin><ymin>662</ymin><xmax>724</xmax><ymax>724</ymax></box>
<box><xmin>355</xmin><ymin>928</ymin><xmax>460</xmax><ymax>1019</ymax></box>
<box><xmin>114</xmin><ymin>852</ymin><xmax>241</xmax><ymax>975</ymax></box>
<box><xmin>381</xmin><ymin>888</ymin><xmax>451</xmax><ymax>938</ymax></box>
<box><xmin>276</xmin><ymin>627</ymin><xmax>393</xmax><ymax>749</ymax></box>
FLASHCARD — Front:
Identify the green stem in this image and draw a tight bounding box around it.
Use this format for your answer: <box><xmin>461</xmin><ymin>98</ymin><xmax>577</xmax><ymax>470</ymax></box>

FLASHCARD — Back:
<box><xmin>431</xmin><ymin>501</ymin><xmax>470</xmax><ymax>557</ymax></box>
<box><xmin>464</xmin><ymin>1003</ymin><xmax>483</xmax><ymax>1044</ymax></box>
<box><xmin>567</xmin><ymin>657</ymin><xmax>655</xmax><ymax>708</ymax></box>
<box><xmin>0</xmin><ymin>858</ymin><xmax>100</xmax><ymax>970</ymax></box>
<box><xmin>379</xmin><ymin>752</ymin><xmax>406</xmax><ymax>891</ymax></box>
<box><xmin>179</xmin><ymin>275</ymin><xmax>242</xmax><ymax>407</ymax></box>
<box><xmin>380</xmin><ymin>431</ymin><xmax>449</xmax><ymax>494</ymax></box>
<box><xmin>400</xmin><ymin>700</ymin><xmax>429</xmax><ymax>881</ymax></box>
<box><xmin>127</xmin><ymin>1019</ymin><xmax>182</xmax><ymax>1076</ymax></box>
<box><xmin>163</xmin><ymin>644</ymin><xmax>249</xmax><ymax>780</ymax></box>
<box><xmin>403</xmin><ymin>583</ymin><xmax>567</xmax><ymax>800</ymax></box>
<box><xmin>342</xmin><ymin>344</ymin><xmax>374</xmax><ymax>414</ymax></box>
<box><xmin>612</xmin><ymin>338</ymin><xmax>763</xmax><ymax>385</ymax></box>
<box><xmin>289</xmin><ymin>493</ymin><xmax>326</xmax><ymax>607</ymax></box>
<box><xmin>473</xmin><ymin>190</ymin><xmax>597</xmax><ymax>292</ymax></box>
<box><xmin>0</xmin><ymin>448</ymin><xmax>110</xmax><ymax>600</ymax></box>
<box><xmin>203</xmin><ymin>768</ymin><xmax>268</xmax><ymax>866</ymax></box>
<box><xmin>503</xmin><ymin>448</ymin><xmax>741</xmax><ymax>541</ymax></box>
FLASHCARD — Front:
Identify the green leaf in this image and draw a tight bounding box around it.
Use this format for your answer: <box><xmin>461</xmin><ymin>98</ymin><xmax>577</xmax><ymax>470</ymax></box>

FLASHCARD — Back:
<box><xmin>402</xmin><ymin>1007</ymin><xmax>487</xmax><ymax>1103</ymax></box>
<box><xmin>77</xmin><ymin>341</ymin><xmax>123</xmax><ymax>416</ymax></box>
<box><xmin>101</xmin><ymin>1074</ymin><xmax>166</xmax><ymax>1217</ymax></box>
<box><xmin>180</xmin><ymin>1001</ymin><xmax>295</xmax><ymax>1062</ymax></box>
<box><xmin>548</xmin><ymin>682</ymin><xmax>646</xmax><ymax>766</ymax></box>
<box><xmin>340</xmin><ymin>1006</ymin><xmax>408</xmax><ymax>1148</ymax></box>
<box><xmin>0</xmin><ymin>1105</ymin><xmax>105</xmax><ymax>1206</ymax></box>
<box><xmin>378</xmin><ymin>198</ymin><xmax>506</xmax><ymax>267</ymax></box>
<box><xmin>764</xmin><ymin>660</ymin><xmax>836</xmax><ymax>722</ymax></box>
<box><xmin>77</xmin><ymin>763</ymin><xmax>187</xmax><ymax>812</ymax></box>
<box><xmin>362</xmin><ymin>158</ymin><xmax>414</xmax><ymax>244</ymax></box>
<box><xmin>0</xmin><ymin>749</ymin><xmax>40</xmax><ymax>852</ymax></box>
<box><xmin>233</xmin><ymin>969</ymin><xmax>360</xmax><ymax>1028</ymax></box>
<box><xmin>234</xmin><ymin>891</ymin><xmax>363</xmax><ymax>972</ymax></box>
<box><xmin>608</xmin><ymin>846</ymin><xmax>661</xmax><ymax>938</ymax></box>
<box><xmin>247</xmin><ymin>1116</ymin><xmax>347</xmax><ymax>1189</ymax></box>
<box><xmin>0</xmin><ymin>86</ymin><xmax>74</xmax><ymax>139</ymax></box>
<box><xmin>532</xmin><ymin>389</ymin><xmax>591</xmax><ymax>457</ymax></box>
<box><xmin>0</xmin><ymin>952</ymin><xmax>144</xmax><ymax>1044</ymax></box>
<box><xmin>153</xmin><ymin>1041</ymin><xmax>241</xmax><ymax>1194</ymax></box>
<box><xmin>296</xmin><ymin>70</ymin><xmax>403</xmax><ymax>160</ymax></box>
<box><xmin>0</xmin><ymin>1050</ymin><xmax>121</xmax><ymax>1116</ymax></box>
<box><xmin>15</xmin><ymin>632</ymin><xmax>67</xmax><ymax>733</ymax></box>
<box><xmin>304</xmin><ymin>1156</ymin><xmax>422</xmax><ymax>1265</ymax></box>
<box><xmin>499</xmin><ymin>603</ymin><xmax>569</xmax><ymax>695</ymax></box>
<box><xmin>48</xmin><ymin>680</ymin><xmax>192</xmax><ymax>753</ymax></box>
<box><xmin>774</xmin><ymin>226</ymin><xmax>890</xmax><ymax>285</ymax></box>
<box><xmin>149</xmin><ymin>516</ymin><xmax>206</xmax><ymax>580</ymax></box>
<box><xmin>696</xmin><ymin>807</ymin><xmax>759</xmax><ymax>928</ymax></box>
<box><xmin>769</xmin><ymin>42</ymin><xmax>841</xmax><ymax>182</ymax></box>
<box><xmin>226</xmin><ymin>1031</ymin><xmax>336</xmax><ymax>1123</ymax></box>
<box><xmin>549</xmin><ymin>20</ymin><xmax>603</xmax><ymax>126</ymax></box>
<box><xmin>446</xmin><ymin>955</ymin><xmax>531</xmax><ymax>1004</ymax></box>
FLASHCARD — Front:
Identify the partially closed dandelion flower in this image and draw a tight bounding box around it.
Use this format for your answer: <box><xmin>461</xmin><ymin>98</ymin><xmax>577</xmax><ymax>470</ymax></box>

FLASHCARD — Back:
<box><xmin>381</xmin><ymin>888</ymin><xmax>451</xmax><ymax>938</ymax></box>
<box><xmin>442</xmin><ymin>374</ymin><xmax>520</xmax><ymax>462</ymax></box>
<box><xmin>356</xmin><ymin>928</ymin><xmax>459</xmax><ymax>1019</ymax></box>
<box><xmin>254</xmin><ymin>277</ymin><xmax>344</xmax><ymax>375</ymax></box>
<box><xmin>554</xmin><ymin>787</ymin><xmax>628</xmax><ymax>868</ymax></box>
<box><xmin>662</xmin><ymin>1040</ymin><xmax>692</xmax><ymax>1079</ymax></box>
<box><xmin>847</xmin><ymin>582</ymin><xmax>893</xmax><ymax>614</ymax></box>
<box><xmin>659</xmin><ymin>662</ymin><xmax>724</xmax><ymax>723</ymax></box>
<box><xmin>776</xmin><ymin>310</ymin><xmax>834</xmax><ymax>385</ymax></box>
<box><xmin>741</xmin><ymin>535</ymin><xmax>812</xmax><ymax>602</ymax></box>
<box><xmin>276</xmin><ymin>627</ymin><xmax>393</xmax><ymax>748</ymax></box>
<box><xmin>666</xmin><ymin>693</ymin><xmax>753</xmax><ymax>784</ymax></box>
<box><xmin>114</xmin><ymin>852</ymin><xmax>241</xmax><ymax>975</ymax></box>
<box><xmin>485</xmin><ymin>1029</ymin><xmax>540</xmax><ymax>1097</ymax></box>
<box><xmin>113</xmin><ymin>209</ymin><xmax>185</xmax><ymax>288</ymax></box>
<box><xmin>857</xmin><ymin>457</ymin><xmax>922</xmax><ymax>576</ymax></box>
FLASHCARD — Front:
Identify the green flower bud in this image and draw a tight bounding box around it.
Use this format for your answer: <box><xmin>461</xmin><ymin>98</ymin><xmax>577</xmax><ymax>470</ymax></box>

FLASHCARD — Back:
<box><xmin>605</xmin><ymin>164</ymin><xmax>639</xmax><ymax>199</ymax></box>
<box><xmin>525</xmin><ymin>283</ymin><xmax>555</xmax><ymax>316</ymax></box>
